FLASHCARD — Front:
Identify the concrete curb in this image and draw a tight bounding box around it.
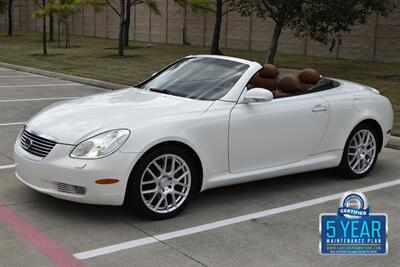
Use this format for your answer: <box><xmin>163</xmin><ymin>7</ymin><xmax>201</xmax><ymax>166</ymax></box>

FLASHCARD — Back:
<box><xmin>1</xmin><ymin>61</ymin><xmax>399</xmax><ymax>150</ymax></box>
<box><xmin>387</xmin><ymin>136</ymin><xmax>400</xmax><ymax>150</ymax></box>
<box><xmin>0</xmin><ymin>62</ymin><xmax>128</xmax><ymax>90</ymax></box>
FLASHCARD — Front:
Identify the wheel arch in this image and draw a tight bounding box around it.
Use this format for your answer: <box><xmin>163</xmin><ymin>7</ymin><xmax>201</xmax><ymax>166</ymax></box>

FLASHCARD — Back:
<box><xmin>355</xmin><ymin>118</ymin><xmax>384</xmax><ymax>153</ymax></box>
<box><xmin>128</xmin><ymin>140</ymin><xmax>204</xmax><ymax>193</ymax></box>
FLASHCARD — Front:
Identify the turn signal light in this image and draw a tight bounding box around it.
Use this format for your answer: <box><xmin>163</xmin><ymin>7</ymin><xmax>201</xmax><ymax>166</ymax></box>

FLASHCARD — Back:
<box><xmin>95</xmin><ymin>179</ymin><xmax>119</xmax><ymax>185</ymax></box>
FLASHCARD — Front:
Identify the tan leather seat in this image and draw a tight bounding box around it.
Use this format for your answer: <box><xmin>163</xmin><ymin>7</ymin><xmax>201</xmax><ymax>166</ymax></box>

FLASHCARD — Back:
<box><xmin>298</xmin><ymin>68</ymin><xmax>321</xmax><ymax>90</ymax></box>
<box><xmin>273</xmin><ymin>68</ymin><xmax>320</xmax><ymax>97</ymax></box>
<box><xmin>274</xmin><ymin>75</ymin><xmax>301</xmax><ymax>97</ymax></box>
<box><xmin>248</xmin><ymin>64</ymin><xmax>279</xmax><ymax>91</ymax></box>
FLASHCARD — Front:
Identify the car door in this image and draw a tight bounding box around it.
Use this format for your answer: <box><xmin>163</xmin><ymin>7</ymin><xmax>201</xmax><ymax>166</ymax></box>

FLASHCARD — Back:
<box><xmin>229</xmin><ymin>92</ymin><xmax>329</xmax><ymax>173</ymax></box>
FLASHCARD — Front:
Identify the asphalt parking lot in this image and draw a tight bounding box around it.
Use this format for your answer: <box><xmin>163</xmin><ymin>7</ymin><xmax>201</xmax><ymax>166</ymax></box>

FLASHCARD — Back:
<box><xmin>0</xmin><ymin>67</ymin><xmax>399</xmax><ymax>267</ymax></box>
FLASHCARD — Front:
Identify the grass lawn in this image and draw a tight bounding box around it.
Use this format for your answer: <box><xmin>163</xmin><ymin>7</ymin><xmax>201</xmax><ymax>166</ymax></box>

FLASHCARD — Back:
<box><xmin>0</xmin><ymin>31</ymin><xmax>399</xmax><ymax>135</ymax></box>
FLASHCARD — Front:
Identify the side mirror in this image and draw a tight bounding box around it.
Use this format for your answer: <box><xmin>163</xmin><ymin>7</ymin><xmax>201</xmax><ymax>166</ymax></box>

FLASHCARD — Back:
<box><xmin>243</xmin><ymin>88</ymin><xmax>273</xmax><ymax>103</ymax></box>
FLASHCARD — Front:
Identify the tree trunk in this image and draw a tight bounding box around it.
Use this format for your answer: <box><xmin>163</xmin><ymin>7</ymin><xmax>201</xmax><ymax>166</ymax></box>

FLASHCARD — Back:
<box><xmin>118</xmin><ymin>0</ymin><xmax>125</xmax><ymax>56</ymax></box>
<box><xmin>49</xmin><ymin>12</ymin><xmax>54</xmax><ymax>42</ymax></box>
<box><xmin>57</xmin><ymin>19</ymin><xmax>60</xmax><ymax>48</ymax></box>
<box><xmin>182</xmin><ymin>6</ymin><xmax>187</xmax><ymax>44</ymax></box>
<box><xmin>42</xmin><ymin>0</ymin><xmax>47</xmax><ymax>55</ymax></box>
<box><xmin>266</xmin><ymin>22</ymin><xmax>283</xmax><ymax>64</ymax></box>
<box><xmin>64</xmin><ymin>19</ymin><xmax>70</xmax><ymax>48</ymax></box>
<box><xmin>211</xmin><ymin>0</ymin><xmax>223</xmax><ymax>55</ymax></box>
<box><xmin>7</xmin><ymin>0</ymin><xmax>12</xmax><ymax>36</ymax></box>
<box><xmin>124</xmin><ymin>1</ymin><xmax>131</xmax><ymax>47</ymax></box>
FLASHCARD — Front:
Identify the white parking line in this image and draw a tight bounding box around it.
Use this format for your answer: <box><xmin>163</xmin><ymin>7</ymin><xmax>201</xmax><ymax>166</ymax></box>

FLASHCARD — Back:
<box><xmin>0</xmin><ymin>83</ymin><xmax>78</xmax><ymax>88</ymax></box>
<box><xmin>0</xmin><ymin>122</ymin><xmax>26</xmax><ymax>127</ymax></box>
<box><xmin>0</xmin><ymin>75</ymin><xmax>42</xmax><ymax>78</ymax></box>
<box><xmin>0</xmin><ymin>164</ymin><xmax>16</xmax><ymax>170</ymax></box>
<box><xmin>74</xmin><ymin>178</ymin><xmax>400</xmax><ymax>260</ymax></box>
<box><xmin>0</xmin><ymin>96</ymin><xmax>77</xmax><ymax>103</ymax></box>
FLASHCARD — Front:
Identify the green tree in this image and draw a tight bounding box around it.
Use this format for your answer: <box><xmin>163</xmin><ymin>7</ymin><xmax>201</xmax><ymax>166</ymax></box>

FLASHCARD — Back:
<box><xmin>32</xmin><ymin>0</ymin><xmax>51</xmax><ymax>54</ymax></box>
<box><xmin>49</xmin><ymin>11</ymin><xmax>54</xmax><ymax>42</ymax></box>
<box><xmin>7</xmin><ymin>0</ymin><xmax>13</xmax><ymax>36</ymax></box>
<box><xmin>32</xmin><ymin>0</ymin><xmax>103</xmax><ymax>54</ymax></box>
<box><xmin>49</xmin><ymin>0</ymin><xmax>104</xmax><ymax>48</ymax></box>
<box><xmin>0</xmin><ymin>0</ymin><xmax>6</xmax><ymax>35</ymax></box>
<box><xmin>105</xmin><ymin>0</ymin><xmax>159</xmax><ymax>56</ymax></box>
<box><xmin>123</xmin><ymin>0</ymin><xmax>159</xmax><ymax>47</ymax></box>
<box><xmin>177</xmin><ymin>0</ymin><xmax>242</xmax><ymax>55</ymax></box>
<box><xmin>237</xmin><ymin>0</ymin><xmax>396</xmax><ymax>64</ymax></box>
<box><xmin>294</xmin><ymin>0</ymin><xmax>396</xmax><ymax>52</ymax></box>
<box><xmin>0</xmin><ymin>0</ymin><xmax>7</xmax><ymax>14</ymax></box>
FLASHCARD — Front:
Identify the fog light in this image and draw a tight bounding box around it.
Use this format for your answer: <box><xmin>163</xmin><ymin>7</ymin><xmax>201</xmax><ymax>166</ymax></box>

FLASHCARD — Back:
<box><xmin>95</xmin><ymin>179</ymin><xmax>119</xmax><ymax>185</ymax></box>
<box><xmin>55</xmin><ymin>182</ymin><xmax>86</xmax><ymax>195</ymax></box>
<box><xmin>74</xmin><ymin>185</ymin><xmax>86</xmax><ymax>194</ymax></box>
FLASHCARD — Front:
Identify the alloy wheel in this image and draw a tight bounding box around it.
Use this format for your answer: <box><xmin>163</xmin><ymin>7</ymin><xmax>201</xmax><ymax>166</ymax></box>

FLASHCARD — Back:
<box><xmin>140</xmin><ymin>154</ymin><xmax>192</xmax><ymax>214</ymax></box>
<box><xmin>347</xmin><ymin>129</ymin><xmax>377</xmax><ymax>174</ymax></box>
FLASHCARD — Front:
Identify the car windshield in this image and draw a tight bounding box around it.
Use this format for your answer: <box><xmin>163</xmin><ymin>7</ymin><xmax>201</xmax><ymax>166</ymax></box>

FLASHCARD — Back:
<box><xmin>139</xmin><ymin>57</ymin><xmax>248</xmax><ymax>100</ymax></box>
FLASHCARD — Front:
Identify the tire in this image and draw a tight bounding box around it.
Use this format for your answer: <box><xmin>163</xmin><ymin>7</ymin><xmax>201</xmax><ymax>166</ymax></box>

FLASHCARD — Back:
<box><xmin>337</xmin><ymin>123</ymin><xmax>380</xmax><ymax>179</ymax></box>
<box><xmin>126</xmin><ymin>145</ymin><xmax>199</xmax><ymax>219</ymax></box>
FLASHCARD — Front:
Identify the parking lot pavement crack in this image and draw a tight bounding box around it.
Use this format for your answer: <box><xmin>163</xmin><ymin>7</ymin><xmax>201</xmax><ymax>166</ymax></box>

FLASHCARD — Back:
<box><xmin>124</xmin><ymin>219</ymin><xmax>208</xmax><ymax>267</ymax></box>
<box><xmin>0</xmin><ymin>198</ymin><xmax>43</xmax><ymax>207</ymax></box>
<box><xmin>0</xmin><ymin>152</ymin><xmax>14</xmax><ymax>162</ymax></box>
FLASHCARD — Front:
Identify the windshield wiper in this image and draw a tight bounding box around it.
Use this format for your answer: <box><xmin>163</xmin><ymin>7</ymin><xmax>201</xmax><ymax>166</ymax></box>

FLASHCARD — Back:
<box><xmin>149</xmin><ymin>88</ymin><xmax>173</xmax><ymax>95</ymax></box>
<box><xmin>149</xmin><ymin>88</ymin><xmax>187</xmax><ymax>98</ymax></box>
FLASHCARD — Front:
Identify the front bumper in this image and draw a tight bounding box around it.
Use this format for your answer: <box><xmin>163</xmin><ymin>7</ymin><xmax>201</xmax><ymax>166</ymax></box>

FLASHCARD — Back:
<box><xmin>14</xmin><ymin>142</ymin><xmax>141</xmax><ymax>206</ymax></box>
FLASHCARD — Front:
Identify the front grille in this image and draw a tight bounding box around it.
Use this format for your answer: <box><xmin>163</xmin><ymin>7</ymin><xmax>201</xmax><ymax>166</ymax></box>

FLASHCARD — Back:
<box><xmin>55</xmin><ymin>182</ymin><xmax>86</xmax><ymax>195</ymax></box>
<box><xmin>20</xmin><ymin>129</ymin><xmax>57</xmax><ymax>158</ymax></box>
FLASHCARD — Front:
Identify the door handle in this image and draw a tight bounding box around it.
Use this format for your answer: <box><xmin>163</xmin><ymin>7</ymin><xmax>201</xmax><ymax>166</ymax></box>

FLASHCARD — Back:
<box><xmin>312</xmin><ymin>104</ymin><xmax>328</xmax><ymax>112</ymax></box>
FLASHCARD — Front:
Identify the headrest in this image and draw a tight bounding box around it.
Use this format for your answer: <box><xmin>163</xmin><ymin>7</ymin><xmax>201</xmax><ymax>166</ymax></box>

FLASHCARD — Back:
<box><xmin>298</xmin><ymin>68</ymin><xmax>320</xmax><ymax>84</ymax></box>
<box><xmin>259</xmin><ymin>64</ymin><xmax>279</xmax><ymax>78</ymax></box>
<box><xmin>277</xmin><ymin>75</ymin><xmax>302</xmax><ymax>93</ymax></box>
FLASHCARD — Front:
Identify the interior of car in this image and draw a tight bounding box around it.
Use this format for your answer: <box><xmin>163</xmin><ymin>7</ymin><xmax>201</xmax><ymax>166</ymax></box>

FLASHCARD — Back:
<box><xmin>247</xmin><ymin>64</ymin><xmax>340</xmax><ymax>98</ymax></box>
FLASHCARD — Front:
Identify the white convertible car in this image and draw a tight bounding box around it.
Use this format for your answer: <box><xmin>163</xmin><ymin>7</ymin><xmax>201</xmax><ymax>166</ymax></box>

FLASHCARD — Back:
<box><xmin>14</xmin><ymin>55</ymin><xmax>393</xmax><ymax>219</ymax></box>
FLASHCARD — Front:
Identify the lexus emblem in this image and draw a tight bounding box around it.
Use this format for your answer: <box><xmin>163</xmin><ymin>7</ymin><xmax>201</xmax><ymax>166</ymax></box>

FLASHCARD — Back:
<box><xmin>25</xmin><ymin>138</ymin><xmax>33</xmax><ymax>149</ymax></box>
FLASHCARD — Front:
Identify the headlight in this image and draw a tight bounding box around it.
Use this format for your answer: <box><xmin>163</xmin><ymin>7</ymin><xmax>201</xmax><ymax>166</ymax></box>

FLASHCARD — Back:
<box><xmin>70</xmin><ymin>129</ymin><xmax>130</xmax><ymax>159</ymax></box>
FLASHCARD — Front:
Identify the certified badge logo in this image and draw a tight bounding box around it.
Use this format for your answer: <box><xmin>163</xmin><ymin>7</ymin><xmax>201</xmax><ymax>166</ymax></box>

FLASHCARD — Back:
<box><xmin>320</xmin><ymin>192</ymin><xmax>388</xmax><ymax>255</ymax></box>
<box><xmin>338</xmin><ymin>192</ymin><xmax>369</xmax><ymax>219</ymax></box>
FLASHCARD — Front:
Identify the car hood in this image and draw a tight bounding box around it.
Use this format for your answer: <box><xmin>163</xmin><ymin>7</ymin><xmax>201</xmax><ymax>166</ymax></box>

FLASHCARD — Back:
<box><xmin>27</xmin><ymin>88</ymin><xmax>213</xmax><ymax>144</ymax></box>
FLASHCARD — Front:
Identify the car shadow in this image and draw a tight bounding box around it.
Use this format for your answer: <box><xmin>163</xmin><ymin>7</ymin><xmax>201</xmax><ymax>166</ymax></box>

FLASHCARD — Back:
<box><xmin>16</xmin><ymin>161</ymin><xmax>395</xmax><ymax>244</ymax></box>
<box><xmin>29</xmin><ymin>168</ymin><xmax>344</xmax><ymax>224</ymax></box>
